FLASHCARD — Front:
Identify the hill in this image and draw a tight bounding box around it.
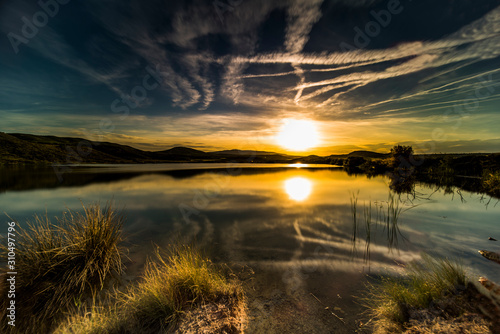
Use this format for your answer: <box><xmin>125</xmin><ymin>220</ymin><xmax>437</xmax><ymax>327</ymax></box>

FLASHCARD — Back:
<box><xmin>347</xmin><ymin>150</ymin><xmax>390</xmax><ymax>158</ymax></box>
<box><xmin>0</xmin><ymin>132</ymin><xmax>154</xmax><ymax>164</ymax></box>
<box><xmin>0</xmin><ymin>132</ymin><xmax>314</xmax><ymax>164</ymax></box>
<box><xmin>0</xmin><ymin>132</ymin><xmax>391</xmax><ymax>165</ymax></box>
<box><xmin>213</xmin><ymin>149</ymin><xmax>285</xmax><ymax>156</ymax></box>
<box><xmin>326</xmin><ymin>150</ymin><xmax>389</xmax><ymax>159</ymax></box>
<box><xmin>150</xmin><ymin>147</ymin><xmax>209</xmax><ymax>161</ymax></box>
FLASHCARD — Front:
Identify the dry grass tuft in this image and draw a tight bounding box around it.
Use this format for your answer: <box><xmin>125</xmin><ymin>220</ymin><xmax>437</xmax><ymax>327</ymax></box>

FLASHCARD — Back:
<box><xmin>363</xmin><ymin>254</ymin><xmax>494</xmax><ymax>333</ymax></box>
<box><xmin>55</xmin><ymin>245</ymin><xmax>245</xmax><ymax>334</ymax></box>
<box><xmin>0</xmin><ymin>203</ymin><xmax>124</xmax><ymax>333</ymax></box>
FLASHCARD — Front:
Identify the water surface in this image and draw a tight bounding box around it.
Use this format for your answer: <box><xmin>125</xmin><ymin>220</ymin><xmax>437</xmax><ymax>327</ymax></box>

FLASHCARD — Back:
<box><xmin>1</xmin><ymin>164</ymin><xmax>499</xmax><ymax>332</ymax></box>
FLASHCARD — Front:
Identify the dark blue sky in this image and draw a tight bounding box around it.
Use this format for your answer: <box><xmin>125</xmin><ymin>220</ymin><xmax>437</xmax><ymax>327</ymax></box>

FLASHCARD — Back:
<box><xmin>1</xmin><ymin>0</ymin><xmax>499</xmax><ymax>153</ymax></box>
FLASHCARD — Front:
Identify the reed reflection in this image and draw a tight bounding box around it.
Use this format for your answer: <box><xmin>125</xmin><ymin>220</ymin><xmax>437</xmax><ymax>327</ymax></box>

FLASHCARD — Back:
<box><xmin>350</xmin><ymin>192</ymin><xmax>412</xmax><ymax>265</ymax></box>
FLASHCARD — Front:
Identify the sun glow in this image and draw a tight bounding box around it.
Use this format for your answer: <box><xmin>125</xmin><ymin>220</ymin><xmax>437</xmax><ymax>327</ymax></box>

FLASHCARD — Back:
<box><xmin>284</xmin><ymin>177</ymin><xmax>312</xmax><ymax>201</ymax></box>
<box><xmin>276</xmin><ymin>119</ymin><xmax>320</xmax><ymax>151</ymax></box>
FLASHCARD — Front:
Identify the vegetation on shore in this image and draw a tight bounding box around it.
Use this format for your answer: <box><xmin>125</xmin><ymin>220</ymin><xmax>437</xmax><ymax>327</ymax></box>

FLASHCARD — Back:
<box><xmin>55</xmin><ymin>245</ymin><xmax>245</xmax><ymax>333</ymax></box>
<box><xmin>0</xmin><ymin>204</ymin><xmax>124</xmax><ymax>333</ymax></box>
<box><xmin>364</xmin><ymin>254</ymin><xmax>495</xmax><ymax>333</ymax></box>
<box><xmin>482</xmin><ymin>171</ymin><xmax>500</xmax><ymax>197</ymax></box>
<box><xmin>0</xmin><ymin>204</ymin><xmax>244</xmax><ymax>334</ymax></box>
<box><xmin>338</xmin><ymin>145</ymin><xmax>500</xmax><ymax>198</ymax></box>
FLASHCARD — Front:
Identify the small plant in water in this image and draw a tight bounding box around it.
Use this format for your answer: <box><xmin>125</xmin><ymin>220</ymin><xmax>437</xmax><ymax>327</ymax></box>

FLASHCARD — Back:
<box><xmin>350</xmin><ymin>191</ymin><xmax>415</xmax><ymax>263</ymax></box>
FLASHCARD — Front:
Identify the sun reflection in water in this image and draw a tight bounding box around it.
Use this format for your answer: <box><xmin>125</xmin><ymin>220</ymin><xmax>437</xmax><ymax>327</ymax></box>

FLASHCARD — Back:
<box><xmin>284</xmin><ymin>177</ymin><xmax>312</xmax><ymax>201</ymax></box>
<box><xmin>288</xmin><ymin>163</ymin><xmax>308</xmax><ymax>168</ymax></box>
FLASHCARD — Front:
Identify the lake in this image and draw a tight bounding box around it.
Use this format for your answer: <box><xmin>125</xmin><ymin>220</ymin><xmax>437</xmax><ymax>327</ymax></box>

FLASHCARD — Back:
<box><xmin>1</xmin><ymin>163</ymin><xmax>499</xmax><ymax>332</ymax></box>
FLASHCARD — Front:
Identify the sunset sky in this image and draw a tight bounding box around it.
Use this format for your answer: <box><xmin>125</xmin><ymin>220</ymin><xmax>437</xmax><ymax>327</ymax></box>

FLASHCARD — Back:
<box><xmin>1</xmin><ymin>0</ymin><xmax>499</xmax><ymax>155</ymax></box>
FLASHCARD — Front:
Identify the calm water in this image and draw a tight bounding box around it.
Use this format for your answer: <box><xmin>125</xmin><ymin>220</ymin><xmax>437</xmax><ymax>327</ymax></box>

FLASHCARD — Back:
<box><xmin>1</xmin><ymin>163</ymin><xmax>499</xmax><ymax>332</ymax></box>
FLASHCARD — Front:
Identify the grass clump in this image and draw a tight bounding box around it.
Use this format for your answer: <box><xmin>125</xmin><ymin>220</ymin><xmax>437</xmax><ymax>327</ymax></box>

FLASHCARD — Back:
<box><xmin>482</xmin><ymin>171</ymin><xmax>500</xmax><ymax>197</ymax></box>
<box><xmin>0</xmin><ymin>203</ymin><xmax>124</xmax><ymax>333</ymax></box>
<box><xmin>364</xmin><ymin>254</ymin><xmax>489</xmax><ymax>333</ymax></box>
<box><xmin>55</xmin><ymin>245</ymin><xmax>245</xmax><ymax>334</ymax></box>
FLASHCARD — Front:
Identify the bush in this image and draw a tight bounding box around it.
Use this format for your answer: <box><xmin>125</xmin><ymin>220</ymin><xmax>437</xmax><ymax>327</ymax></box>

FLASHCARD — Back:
<box><xmin>390</xmin><ymin>145</ymin><xmax>414</xmax><ymax>170</ymax></box>
<box><xmin>364</xmin><ymin>254</ymin><xmax>473</xmax><ymax>333</ymax></box>
<box><xmin>344</xmin><ymin>156</ymin><xmax>366</xmax><ymax>168</ymax></box>
<box><xmin>55</xmin><ymin>245</ymin><xmax>244</xmax><ymax>333</ymax></box>
<box><xmin>483</xmin><ymin>171</ymin><xmax>500</xmax><ymax>197</ymax></box>
<box><xmin>0</xmin><ymin>203</ymin><xmax>124</xmax><ymax>333</ymax></box>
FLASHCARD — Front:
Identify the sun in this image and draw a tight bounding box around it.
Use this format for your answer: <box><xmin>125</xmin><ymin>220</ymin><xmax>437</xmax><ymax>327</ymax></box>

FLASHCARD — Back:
<box><xmin>276</xmin><ymin>119</ymin><xmax>320</xmax><ymax>151</ymax></box>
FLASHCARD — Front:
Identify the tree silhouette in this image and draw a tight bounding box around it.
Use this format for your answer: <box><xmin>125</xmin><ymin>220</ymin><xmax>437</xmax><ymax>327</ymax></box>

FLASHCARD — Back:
<box><xmin>388</xmin><ymin>145</ymin><xmax>415</xmax><ymax>194</ymax></box>
<box><xmin>390</xmin><ymin>145</ymin><xmax>414</xmax><ymax>170</ymax></box>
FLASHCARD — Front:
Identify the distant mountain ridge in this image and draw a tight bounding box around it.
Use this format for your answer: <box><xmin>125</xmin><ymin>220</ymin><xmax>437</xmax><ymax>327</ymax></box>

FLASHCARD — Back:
<box><xmin>347</xmin><ymin>151</ymin><xmax>390</xmax><ymax>158</ymax></box>
<box><xmin>0</xmin><ymin>132</ymin><xmax>386</xmax><ymax>165</ymax></box>
<box><xmin>213</xmin><ymin>149</ymin><xmax>286</xmax><ymax>156</ymax></box>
